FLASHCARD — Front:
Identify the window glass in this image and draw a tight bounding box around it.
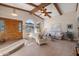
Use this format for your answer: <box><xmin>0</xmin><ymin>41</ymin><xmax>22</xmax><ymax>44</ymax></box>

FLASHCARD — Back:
<box><xmin>26</xmin><ymin>19</ymin><xmax>34</xmax><ymax>33</ymax></box>
<box><xmin>18</xmin><ymin>22</ymin><xmax>22</xmax><ymax>32</ymax></box>
<box><xmin>0</xmin><ymin>20</ymin><xmax>5</xmax><ymax>32</ymax></box>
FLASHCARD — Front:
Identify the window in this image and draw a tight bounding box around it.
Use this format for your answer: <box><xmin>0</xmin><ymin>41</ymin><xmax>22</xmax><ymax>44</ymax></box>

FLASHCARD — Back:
<box><xmin>0</xmin><ymin>20</ymin><xmax>5</xmax><ymax>32</ymax></box>
<box><xmin>26</xmin><ymin>19</ymin><xmax>34</xmax><ymax>33</ymax></box>
<box><xmin>26</xmin><ymin>23</ymin><xmax>34</xmax><ymax>33</ymax></box>
<box><xmin>18</xmin><ymin>22</ymin><xmax>22</xmax><ymax>32</ymax></box>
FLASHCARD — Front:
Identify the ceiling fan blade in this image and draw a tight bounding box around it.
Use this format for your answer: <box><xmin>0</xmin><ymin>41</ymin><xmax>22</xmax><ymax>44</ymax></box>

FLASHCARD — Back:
<box><xmin>40</xmin><ymin>13</ymin><xmax>51</xmax><ymax>18</ymax></box>
<box><xmin>45</xmin><ymin>13</ymin><xmax>51</xmax><ymax>18</ymax></box>
<box><xmin>47</xmin><ymin>14</ymin><xmax>51</xmax><ymax>18</ymax></box>
<box><xmin>31</xmin><ymin>3</ymin><xmax>50</xmax><ymax>13</ymax></box>
<box><xmin>44</xmin><ymin>12</ymin><xmax>51</xmax><ymax>18</ymax></box>
<box><xmin>47</xmin><ymin>12</ymin><xmax>52</xmax><ymax>13</ymax></box>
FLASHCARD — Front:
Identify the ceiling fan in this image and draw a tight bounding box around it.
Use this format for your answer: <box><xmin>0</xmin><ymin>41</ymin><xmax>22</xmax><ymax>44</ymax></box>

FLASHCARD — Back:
<box><xmin>39</xmin><ymin>7</ymin><xmax>52</xmax><ymax>18</ymax></box>
<box><xmin>31</xmin><ymin>3</ymin><xmax>52</xmax><ymax>18</ymax></box>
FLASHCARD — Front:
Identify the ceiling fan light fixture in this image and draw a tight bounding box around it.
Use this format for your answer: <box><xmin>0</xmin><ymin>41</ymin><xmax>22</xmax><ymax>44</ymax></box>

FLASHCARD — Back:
<box><xmin>45</xmin><ymin>8</ymin><xmax>47</xmax><ymax>11</ymax></box>
<box><xmin>41</xmin><ymin>11</ymin><xmax>44</xmax><ymax>13</ymax></box>
<box><xmin>41</xmin><ymin>13</ymin><xmax>45</xmax><ymax>16</ymax></box>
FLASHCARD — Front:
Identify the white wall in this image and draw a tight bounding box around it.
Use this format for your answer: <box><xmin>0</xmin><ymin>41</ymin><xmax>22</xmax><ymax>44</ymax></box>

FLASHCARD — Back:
<box><xmin>43</xmin><ymin>11</ymin><xmax>78</xmax><ymax>39</ymax></box>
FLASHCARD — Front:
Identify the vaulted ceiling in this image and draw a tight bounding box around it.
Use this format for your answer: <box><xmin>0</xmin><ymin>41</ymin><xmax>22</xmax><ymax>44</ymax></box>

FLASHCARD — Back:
<box><xmin>0</xmin><ymin>3</ymin><xmax>77</xmax><ymax>20</ymax></box>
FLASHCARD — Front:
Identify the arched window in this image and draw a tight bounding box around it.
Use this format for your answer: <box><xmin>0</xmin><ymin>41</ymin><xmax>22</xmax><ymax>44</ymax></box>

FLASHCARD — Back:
<box><xmin>26</xmin><ymin>19</ymin><xmax>34</xmax><ymax>33</ymax></box>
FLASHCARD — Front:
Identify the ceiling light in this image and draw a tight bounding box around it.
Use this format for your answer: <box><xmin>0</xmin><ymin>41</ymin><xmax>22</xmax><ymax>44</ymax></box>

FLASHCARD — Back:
<box><xmin>11</xmin><ymin>8</ymin><xmax>18</xmax><ymax>16</ymax></box>
<box><xmin>11</xmin><ymin>13</ymin><xmax>18</xmax><ymax>16</ymax></box>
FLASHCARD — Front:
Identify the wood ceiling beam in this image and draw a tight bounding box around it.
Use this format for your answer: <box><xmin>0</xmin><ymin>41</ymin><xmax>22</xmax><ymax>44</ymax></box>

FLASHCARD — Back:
<box><xmin>53</xmin><ymin>3</ymin><xmax>62</xmax><ymax>15</ymax></box>
<box><xmin>27</xmin><ymin>3</ymin><xmax>38</xmax><ymax>7</ymax></box>
<box><xmin>0</xmin><ymin>3</ymin><xmax>44</xmax><ymax>20</ymax></box>
<box><xmin>27</xmin><ymin>3</ymin><xmax>51</xmax><ymax>8</ymax></box>
<box><xmin>41</xmin><ymin>3</ymin><xmax>51</xmax><ymax>7</ymax></box>
<box><xmin>30</xmin><ymin>3</ymin><xmax>51</xmax><ymax>13</ymax></box>
<box><xmin>29</xmin><ymin>3</ymin><xmax>51</xmax><ymax>18</ymax></box>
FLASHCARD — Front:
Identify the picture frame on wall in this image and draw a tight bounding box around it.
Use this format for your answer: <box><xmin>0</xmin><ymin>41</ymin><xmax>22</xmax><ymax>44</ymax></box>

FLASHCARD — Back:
<box><xmin>67</xmin><ymin>24</ymin><xmax>73</xmax><ymax>29</ymax></box>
